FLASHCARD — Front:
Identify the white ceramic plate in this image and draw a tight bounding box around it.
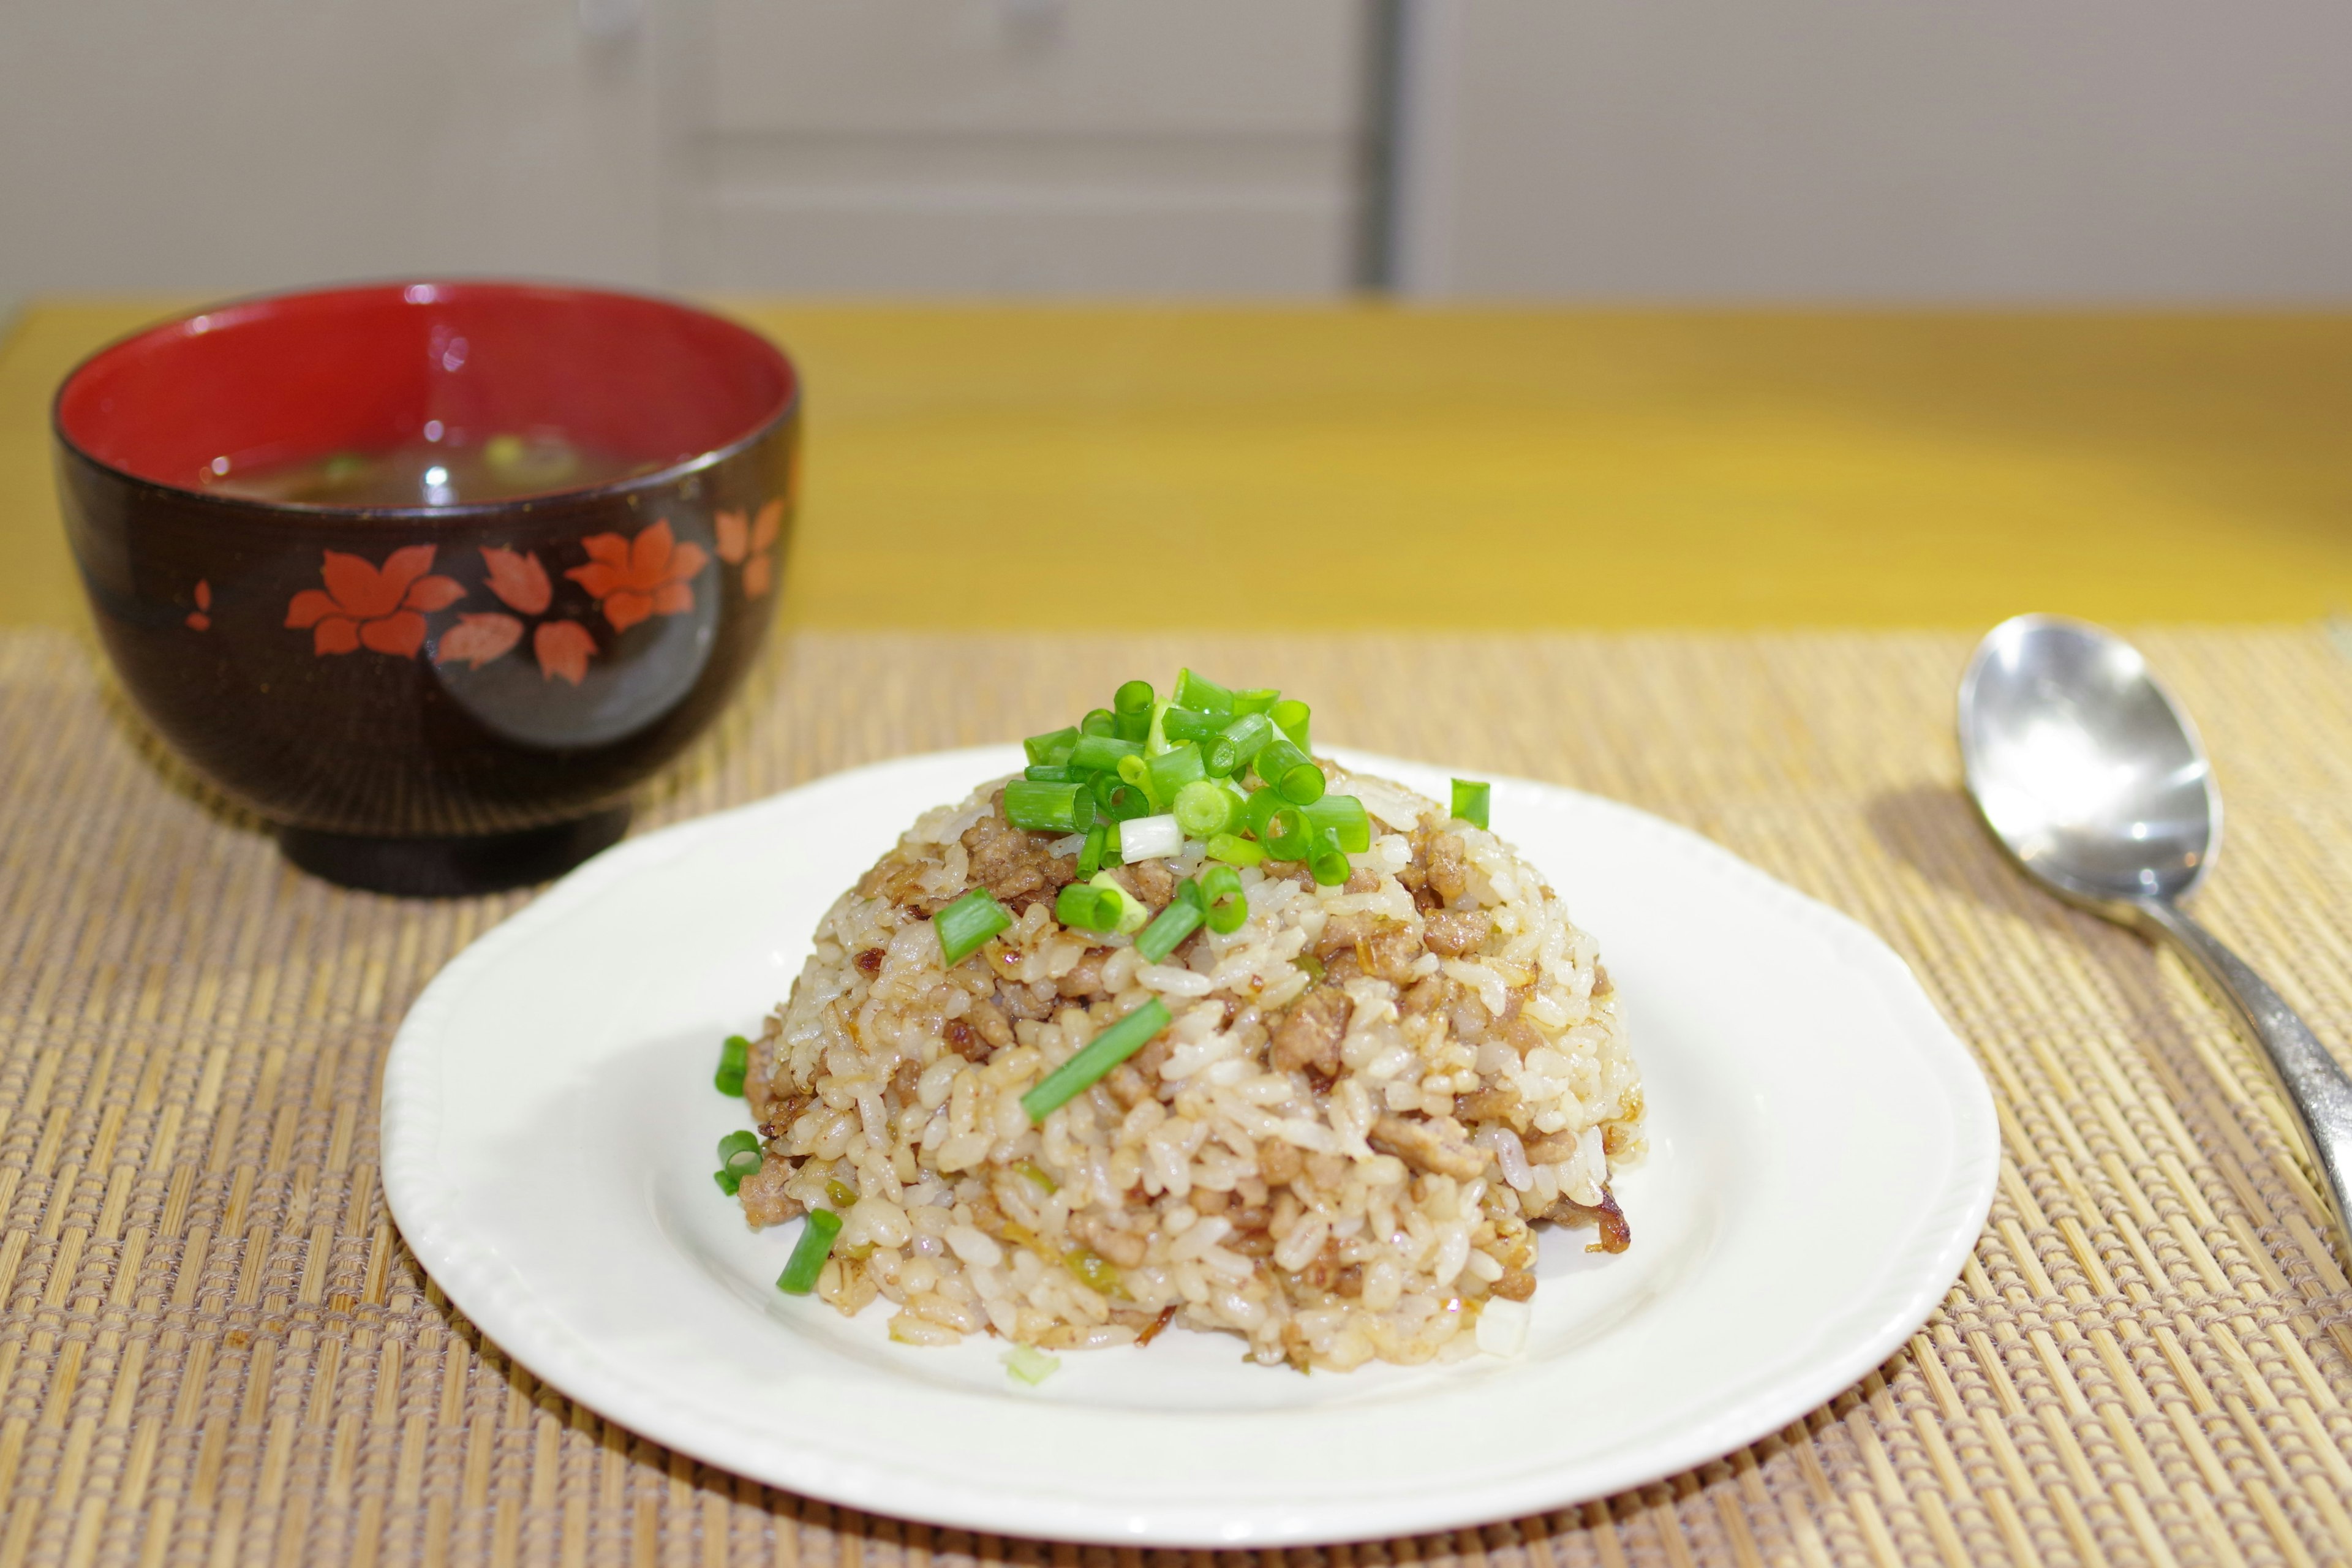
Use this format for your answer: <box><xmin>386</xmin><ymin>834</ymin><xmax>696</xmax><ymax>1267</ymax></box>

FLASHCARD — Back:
<box><xmin>382</xmin><ymin>747</ymin><xmax>1997</xmax><ymax>1547</ymax></box>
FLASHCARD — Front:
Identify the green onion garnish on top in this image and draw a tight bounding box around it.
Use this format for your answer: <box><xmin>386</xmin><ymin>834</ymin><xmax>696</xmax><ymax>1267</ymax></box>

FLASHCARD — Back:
<box><xmin>776</xmin><ymin>1208</ymin><xmax>843</xmax><ymax>1295</ymax></box>
<box><xmin>1451</xmin><ymin>778</ymin><xmax>1491</xmax><ymax>830</ymax></box>
<box><xmin>1055</xmin><ymin>880</ymin><xmax>1121</xmax><ymax>933</ymax></box>
<box><xmin>1117</xmin><ymin>813</ymin><xmax>1182</xmax><ymax>861</ymax></box>
<box><xmin>1134</xmin><ymin>881</ymin><xmax>1205</xmax><ymax>963</ymax></box>
<box><xmin>1200</xmin><ymin>865</ymin><xmax>1248</xmax><ymax>933</ymax></box>
<box><xmin>1299</xmin><ymin>794</ymin><xmax>1371</xmax><ymax>854</ymax></box>
<box><xmin>1144</xmin><ymin>742</ymin><xmax>1204</xmax><ymax>805</ymax></box>
<box><xmin>1175</xmin><ymin>668</ymin><xmax>1235</xmax><ymax>719</ymax></box>
<box><xmin>1269</xmin><ymin>698</ymin><xmax>1311</xmax><ymax>753</ymax></box>
<box><xmin>1069</xmin><ymin>733</ymin><xmax>1143</xmax><ymax>772</ymax></box>
<box><xmin>1005</xmin><ymin>674</ymin><xmax>1381</xmax><ymax>920</ymax></box>
<box><xmin>1002</xmin><ymin>779</ymin><xmax>1095</xmax><ymax>834</ymax></box>
<box><xmin>1158</xmin><ymin>706</ymin><xmax>1221</xmax><ymax>744</ymax></box>
<box><xmin>1254</xmin><ymin>735</ymin><xmax>1324</xmax><ymax>805</ymax></box>
<box><xmin>1204</xmin><ymin>711</ymin><xmax>1272</xmax><ymax>777</ymax></box>
<box><xmin>1307</xmin><ymin>826</ymin><xmax>1351</xmax><ymax>888</ymax></box>
<box><xmin>1020</xmin><ymin>997</ymin><xmax>1172</xmax><ymax>1121</ymax></box>
<box><xmin>1023</xmin><ymin>726</ymin><xmax>1079</xmax><ymax>766</ymax></box>
<box><xmin>1205</xmin><ymin>832</ymin><xmax>1264</xmax><ymax>867</ymax></box>
<box><xmin>1172</xmin><ymin>778</ymin><xmax>1239</xmax><ymax>839</ymax></box>
<box><xmin>1093</xmin><ymin>774</ymin><xmax>1152</xmax><ymax>821</ymax></box>
<box><xmin>1112</xmin><ymin>680</ymin><xmax>1155</xmax><ymax>741</ymax></box>
<box><xmin>934</xmin><ymin>888</ymin><xmax>1012</xmax><ymax>967</ymax></box>
<box><xmin>1260</xmin><ymin>801</ymin><xmax>1310</xmax><ymax>861</ymax></box>
<box><xmin>714</xmin><ymin>1034</ymin><xmax>750</xmax><ymax>1096</ymax></box>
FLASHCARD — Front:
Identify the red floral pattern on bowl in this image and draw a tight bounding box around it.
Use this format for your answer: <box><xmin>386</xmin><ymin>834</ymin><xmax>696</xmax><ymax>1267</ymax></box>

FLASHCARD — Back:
<box><xmin>285</xmin><ymin>545</ymin><xmax>467</xmax><ymax>657</ymax></box>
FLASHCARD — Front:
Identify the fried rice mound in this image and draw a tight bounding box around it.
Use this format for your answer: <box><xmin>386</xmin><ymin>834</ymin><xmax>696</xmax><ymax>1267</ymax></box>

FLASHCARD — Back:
<box><xmin>738</xmin><ymin>763</ymin><xmax>1643</xmax><ymax>1371</ymax></box>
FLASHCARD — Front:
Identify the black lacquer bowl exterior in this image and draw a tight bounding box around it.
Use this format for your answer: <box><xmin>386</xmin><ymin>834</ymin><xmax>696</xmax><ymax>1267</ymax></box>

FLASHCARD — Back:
<box><xmin>54</xmin><ymin>281</ymin><xmax>800</xmax><ymax>894</ymax></box>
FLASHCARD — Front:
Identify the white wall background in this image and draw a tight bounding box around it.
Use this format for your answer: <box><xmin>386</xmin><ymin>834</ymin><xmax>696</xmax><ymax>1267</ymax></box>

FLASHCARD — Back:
<box><xmin>0</xmin><ymin>0</ymin><xmax>668</xmax><ymax>312</ymax></box>
<box><xmin>4</xmin><ymin>0</ymin><xmax>2350</xmax><ymax>318</ymax></box>
<box><xmin>1392</xmin><ymin>0</ymin><xmax>2352</xmax><ymax>301</ymax></box>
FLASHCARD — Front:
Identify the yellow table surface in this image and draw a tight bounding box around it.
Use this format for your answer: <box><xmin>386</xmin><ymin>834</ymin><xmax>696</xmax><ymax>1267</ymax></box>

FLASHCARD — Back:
<box><xmin>6</xmin><ymin>297</ymin><xmax>2350</xmax><ymax>631</ymax></box>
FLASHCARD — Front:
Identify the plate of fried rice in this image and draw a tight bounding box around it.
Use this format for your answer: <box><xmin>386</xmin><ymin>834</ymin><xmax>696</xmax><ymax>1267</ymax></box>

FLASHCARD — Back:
<box><xmin>383</xmin><ymin>672</ymin><xmax>1997</xmax><ymax>1546</ymax></box>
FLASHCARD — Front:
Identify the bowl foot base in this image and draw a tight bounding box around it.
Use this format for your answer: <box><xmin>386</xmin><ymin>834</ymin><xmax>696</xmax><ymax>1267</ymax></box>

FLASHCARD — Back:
<box><xmin>279</xmin><ymin>807</ymin><xmax>633</xmax><ymax>896</ymax></box>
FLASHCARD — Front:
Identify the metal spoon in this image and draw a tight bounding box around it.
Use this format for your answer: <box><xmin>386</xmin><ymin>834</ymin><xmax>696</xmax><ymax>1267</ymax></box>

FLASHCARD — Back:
<box><xmin>1958</xmin><ymin>613</ymin><xmax>2352</xmax><ymax>1261</ymax></box>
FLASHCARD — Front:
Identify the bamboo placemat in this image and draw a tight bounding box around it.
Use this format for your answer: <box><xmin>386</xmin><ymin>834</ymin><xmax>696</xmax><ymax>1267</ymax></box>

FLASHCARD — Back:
<box><xmin>4</xmin><ymin>625</ymin><xmax>2351</xmax><ymax>1567</ymax></box>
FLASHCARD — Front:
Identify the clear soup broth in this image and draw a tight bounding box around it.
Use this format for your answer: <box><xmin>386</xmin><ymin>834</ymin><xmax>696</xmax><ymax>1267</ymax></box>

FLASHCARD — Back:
<box><xmin>205</xmin><ymin>433</ymin><xmax>652</xmax><ymax>507</ymax></box>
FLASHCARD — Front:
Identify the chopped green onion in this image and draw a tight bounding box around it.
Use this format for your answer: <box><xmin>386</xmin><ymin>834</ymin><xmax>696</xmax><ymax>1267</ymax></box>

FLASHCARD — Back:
<box><xmin>1023</xmin><ymin>763</ymin><xmax>1082</xmax><ymax>782</ymax></box>
<box><xmin>1299</xmin><ymin>794</ymin><xmax>1372</xmax><ymax>853</ymax></box>
<box><xmin>1092</xmin><ymin>775</ymin><xmax>1152</xmax><ymax>821</ymax></box>
<box><xmin>1023</xmin><ymin>726</ymin><xmax>1079</xmax><ymax>766</ymax></box>
<box><xmin>1451</xmin><ymin>778</ymin><xmax>1491</xmax><ymax>830</ymax></box>
<box><xmin>714</xmin><ymin>1169</ymin><xmax>742</xmax><ymax>1196</ymax></box>
<box><xmin>1175</xmin><ymin>668</ymin><xmax>1235</xmax><ymax>718</ymax></box>
<box><xmin>934</xmin><ymin>888</ymin><xmax>1012</xmax><ymax>966</ymax></box>
<box><xmin>1145</xmin><ymin>742</ymin><xmax>1205</xmax><ymax>804</ymax></box>
<box><xmin>1200</xmin><ymin>865</ymin><xmax>1247</xmax><ymax>933</ymax></box>
<box><xmin>1115</xmin><ymin>753</ymin><xmax>1155</xmax><ymax>807</ymax></box>
<box><xmin>1055</xmin><ymin>881</ymin><xmax>1123</xmax><ymax>932</ymax></box>
<box><xmin>1135</xmin><ymin>894</ymin><xmax>1204</xmax><ymax>962</ymax></box>
<box><xmin>1242</xmin><ymin>786</ymin><xmax>1287</xmax><ymax>840</ymax></box>
<box><xmin>825</xmin><ymin>1178</ymin><xmax>858</xmax><ymax>1208</ymax></box>
<box><xmin>715</xmin><ymin>1035</ymin><xmax>750</xmax><ymax>1096</ymax></box>
<box><xmin>1159</xmin><ymin>706</ymin><xmax>1221</xmax><ymax>743</ymax></box>
<box><xmin>1077</xmin><ymin>821</ymin><xmax>1108</xmax><ymax>878</ymax></box>
<box><xmin>1173</xmin><ymin>778</ymin><xmax>1239</xmax><ymax>839</ymax></box>
<box><xmin>1204</xmin><ymin>712</ymin><xmax>1273</xmax><ymax>777</ymax></box>
<box><xmin>1205</xmin><ymin>832</ymin><xmax>1265</xmax><ymax>867</ymax></box>
<box><xmin>1020</xmin><ymin>998</ymin><xmax>1172</xmax><ymax>1121</ymax></box>
<box><xmin>1114</xmin><ymin>680</ymin><xmax>1155</xmax><ymax>720</ymax></box>
<box><xmin>1262</xmin><ymin>803</ymin><xmax>1310</xmax><ymax>861</ymax></box>
<box><xmin>776</xmin><ymin>1209</ymin><xmax>843</xmax><ymax>1295</ymax></box>
<box><xmin>1120</xmin><ymin>814</ymin><xmax>1182</xmax><ymax>861</ymax></box>
<box><xmin>1308</xmin><ymin>826</ymin><xmax>1351</xmax><ymax>887</ymax></box>
<box><xmin>1145</xmin><ymin>699</ymin><xmax>1174</xmax><ymax>756</ymax></box>
<box><xmin>1002</xmin><ymin>780</ymin><xmax>1093</xmax><ymax>834</ymax></box>
<box><xmin>718</xmin><ymin>1129</ymin><xmax>762</xmax><ymax>1168</ymax></box>
<box><xmin>1080</xmin><ymin>708</ymin><xmax>1117</xmax><ymax>737</ymax></box>
<box><xmin>1255</xmin><ymin>736</ymin><xmax>1324</xmax><ymax>805</ymax></box>
<box><xmin>1069</xmin><ymin>733</ymin><xmax>1143</xmax><ymax>772</ymax></box>
<box><xmin>1112</xmin><ymin>680</ymin><xmax>1155</xmax><ymax>741</ymax></box>
<box><xmin>1293</xmin><ymin>952</ymin><xmax>1325</xmax><ymax>981</ymax></box>
<box><xmin>1003</xmin><ymin>1343</ymin><xmax>1061</xmax><ymax>1385</ymax></box>
<box><xmin>1232</xmin><ymin>688</ymin><xmax>1280</xmax><ymax>717</ymax></box>
<box><xmin>1102</xmin><ymin>820</ymin><xmax>1122</xmax><ymax>861</ymax></box>
<box><xmin>1091</xmin><ymin>870</ymin><xmax>1150</xmax><ymax>932</ymax></box>
<box><xmin>1270</xmin><ymin>698</ymin><xmax>1311</xmax><ymax>753</ymax></box>
<box><xmin>1013</xmin><ymin>1159</ymin><xmax>1059</xmax><ymax>1193</ymax></box>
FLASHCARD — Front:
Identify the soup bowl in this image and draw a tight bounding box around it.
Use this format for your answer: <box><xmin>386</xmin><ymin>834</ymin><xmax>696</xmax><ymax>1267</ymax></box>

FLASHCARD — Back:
<box><xmin>54</xmin><ymin>280</ymin><xmax>799</xmax><ymax>895</ymax></box>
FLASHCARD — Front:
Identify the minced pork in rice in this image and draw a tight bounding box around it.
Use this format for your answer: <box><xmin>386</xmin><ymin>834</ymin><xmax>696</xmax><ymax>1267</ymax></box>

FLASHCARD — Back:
<box><xmin>737</xmin><ymin>763</ymin><xmax>1643</xmax><ymax>1371</ymax></box>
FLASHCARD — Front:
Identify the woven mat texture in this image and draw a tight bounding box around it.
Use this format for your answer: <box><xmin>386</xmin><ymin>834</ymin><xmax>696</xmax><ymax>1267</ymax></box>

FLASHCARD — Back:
<box><xmin>4</xmin><ymin>625</ymin><xmax>2352</xmax><ymax>1568</ymax></box>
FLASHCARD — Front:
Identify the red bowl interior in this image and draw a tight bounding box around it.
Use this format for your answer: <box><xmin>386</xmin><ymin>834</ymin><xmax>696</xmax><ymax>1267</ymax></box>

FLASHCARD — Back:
<box><xmin>55</xmin><ymin>281</ymin><xmax>797</xmax><ymax>499</ymax></box>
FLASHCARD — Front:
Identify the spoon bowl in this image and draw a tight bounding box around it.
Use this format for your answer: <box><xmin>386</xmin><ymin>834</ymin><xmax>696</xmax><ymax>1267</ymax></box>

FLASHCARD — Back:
<box><xmin>1959</xmin><ymin>614</ymin><xmax>2218</xmax><ymax>910</ymax></box>
<box><xmin>1958</xmin><ymin>614</ymin><xmax>2352</xmax><ymax>1265</ymax></box>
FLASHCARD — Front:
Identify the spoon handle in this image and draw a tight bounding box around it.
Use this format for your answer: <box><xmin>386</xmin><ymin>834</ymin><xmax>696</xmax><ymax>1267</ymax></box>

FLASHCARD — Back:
<box><xmin>2137</xmin><ymin>897</ymin><xmax>2352</xmax><ymax>1262</ymax></box>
